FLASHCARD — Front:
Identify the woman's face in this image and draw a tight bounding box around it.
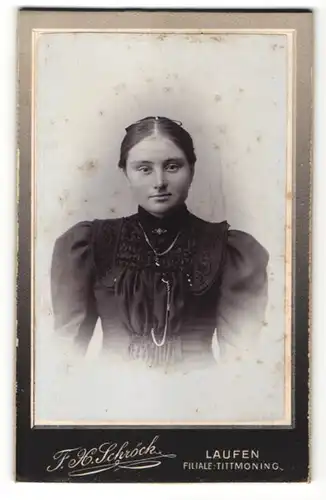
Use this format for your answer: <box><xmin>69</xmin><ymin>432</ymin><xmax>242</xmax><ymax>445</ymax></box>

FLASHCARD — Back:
<box><xmin>124</xmin><ymin>133</ymin><xmax>194</xmax><ymax>217</ymax></box>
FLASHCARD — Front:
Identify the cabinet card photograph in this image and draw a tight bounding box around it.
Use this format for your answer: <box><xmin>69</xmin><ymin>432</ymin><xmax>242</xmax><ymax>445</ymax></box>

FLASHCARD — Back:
<box><xmin>16</xmin><ymin>9</ymin><xmax>312</xmax><ymax>483</ymax></box>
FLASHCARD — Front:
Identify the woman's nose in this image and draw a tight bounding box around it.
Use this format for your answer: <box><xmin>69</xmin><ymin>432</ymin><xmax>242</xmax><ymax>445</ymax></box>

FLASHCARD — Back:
<box><xmin>153</xmin><ymin>169</ymin><xmax>167</xmax><ymax>189</ymax></box>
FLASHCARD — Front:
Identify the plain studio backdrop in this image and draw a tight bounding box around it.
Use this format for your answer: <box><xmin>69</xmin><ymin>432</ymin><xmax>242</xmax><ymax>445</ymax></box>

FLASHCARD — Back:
<box><xmin>34</xmin><ymin>32</ymin><xmax>288</xmax><ymax>424</ymax></box>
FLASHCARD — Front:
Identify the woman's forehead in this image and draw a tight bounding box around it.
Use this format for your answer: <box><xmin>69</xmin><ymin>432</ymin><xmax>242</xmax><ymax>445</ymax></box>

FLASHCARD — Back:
<box><xmin>127</xmin><ymin>134</ymin><xmax>187</xmax><ymax>163</ymax></box>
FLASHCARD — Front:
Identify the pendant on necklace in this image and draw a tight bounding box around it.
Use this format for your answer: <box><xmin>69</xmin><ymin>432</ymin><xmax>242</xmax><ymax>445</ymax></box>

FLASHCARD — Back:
<box><xmin>152</xmin><ymin>228</ymin><xmax>167</xmax><ymax>235</ymax></box>
<box><xmin>155</xmin><ymin>257</ymin><xmax>160</xmax><ymax>267</ymax></box>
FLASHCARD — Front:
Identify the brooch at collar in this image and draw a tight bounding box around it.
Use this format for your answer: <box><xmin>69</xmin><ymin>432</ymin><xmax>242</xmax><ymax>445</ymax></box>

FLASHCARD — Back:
<box><xmin>152</xmin><ymin>228</ymin><xmax>168</xmax><ymax>235</ymax></box>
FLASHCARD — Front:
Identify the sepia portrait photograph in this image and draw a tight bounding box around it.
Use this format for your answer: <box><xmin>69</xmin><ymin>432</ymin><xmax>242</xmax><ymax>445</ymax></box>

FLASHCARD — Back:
<box><xmin>29</xmin><ymin>19</ymin><xmax>296</xmax><ymax>428</ymax></box>
<box><xmin>9</xmin><ymin>5</ymin><xmax>320</xmax><ymax>484</ymax></box>
<box><xmin>15</xmin><ymin>8</ymin><xmax>313</xmax><ymax>484</ymax></box>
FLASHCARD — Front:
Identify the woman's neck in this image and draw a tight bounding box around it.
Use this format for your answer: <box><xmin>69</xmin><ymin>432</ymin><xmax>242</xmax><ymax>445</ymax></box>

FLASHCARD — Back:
<box><xmin>138</xmin><ymin>203</ymin><xmax>187</xmax><ymax>218</ymax></box>
<box><xmin>137</xmin><ymin>204</ymin><xmax>189</xmax><ymax>233</ymax></box>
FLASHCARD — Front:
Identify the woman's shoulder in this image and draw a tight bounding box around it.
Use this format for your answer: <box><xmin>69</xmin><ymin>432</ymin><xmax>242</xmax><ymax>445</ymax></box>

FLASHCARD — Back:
<box><xmin>189</xmin><ymin>213</ymin><xmax>268</xmax><ymax>259</ymax></box>
<box><xmin>188</xmin><ymin>212</ymin><xmax>227</xmax><ymax>229</ymax></box>
<box><xmin>55</xmin><ymin>216</ymin><xmax>127</xmax><ymax>243</ymax></box>
<box><xmin>226</xmin><ymin>228</ymin><xmax>269</xmax><ymax>269</ymax></box>
<box><xmin>188</xmin><ymin>213</ymin><xmax>269</xmax><ymax>278</ymax></box>
<box><xmin>187</xmin><ymin>213</ymin><xmax>229</xmax><ymax>244</ymax></box>
<box><xmin>55</xmin><ymin>219</ymin><xmax>93</xmax><ymax>243</ymax></box>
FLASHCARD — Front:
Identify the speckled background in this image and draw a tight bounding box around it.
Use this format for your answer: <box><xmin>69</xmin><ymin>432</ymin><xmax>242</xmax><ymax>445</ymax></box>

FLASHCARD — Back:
<box><xmin>33</xmin><ymin>32</ymin><xmax>289</xmax><ymax>424</ymax></box>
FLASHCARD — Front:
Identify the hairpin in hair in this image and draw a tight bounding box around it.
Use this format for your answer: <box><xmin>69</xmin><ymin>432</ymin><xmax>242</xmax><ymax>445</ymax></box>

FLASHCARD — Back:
<box><xmin>152</xmin><ymin>116</ymin><xmax>183</xmax><ymax>126</ymax></box>
<box><xmin>171</xmin><ymin>119</ymin><xmax>183</xmax><ymax>126</ymax></box>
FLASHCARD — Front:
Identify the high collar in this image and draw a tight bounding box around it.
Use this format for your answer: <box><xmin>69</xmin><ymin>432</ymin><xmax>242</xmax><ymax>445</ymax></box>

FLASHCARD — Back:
<box><xmin>137</xmin><ymin>204</ymin><xmax>190</xmax><ymax>234</ymax></box>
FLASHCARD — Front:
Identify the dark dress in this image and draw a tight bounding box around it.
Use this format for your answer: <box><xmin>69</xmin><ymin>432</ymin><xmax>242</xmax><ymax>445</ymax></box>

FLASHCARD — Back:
<box><xmin>51</xmin><ymin>205</ymin><xmax>269</xmax><ymax>372</ymax></box>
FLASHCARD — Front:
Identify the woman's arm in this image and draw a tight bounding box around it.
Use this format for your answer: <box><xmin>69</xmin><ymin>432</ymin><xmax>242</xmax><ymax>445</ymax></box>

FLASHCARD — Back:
<box><xmin>50</xmin><ymin>221</ymin><xmax>99</xmax><ymax>358</ymax></box>
<box><xmin>215</xmin><ymin>229</ymin><xmax>269</xmax><ymax>361</ymax></box>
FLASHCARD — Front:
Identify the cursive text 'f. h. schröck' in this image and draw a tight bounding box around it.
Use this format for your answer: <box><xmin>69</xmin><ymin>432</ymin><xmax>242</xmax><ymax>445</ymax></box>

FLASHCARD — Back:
<box><xmin>46</xmin><ymin>435</ymin><xmax>176</xmax><ymax>477</ymax></box>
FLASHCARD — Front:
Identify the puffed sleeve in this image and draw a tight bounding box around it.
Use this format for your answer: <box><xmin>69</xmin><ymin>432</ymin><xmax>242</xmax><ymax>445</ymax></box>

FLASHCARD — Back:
<box><xmin>216</xmin><ymin>230</ymin><xmax>269</xmax><ymax>358</ymax></box>
<box><xmin>50</xmin><ymin>221</ymin><xmax>98</xmax><ymax>356</ymax></box>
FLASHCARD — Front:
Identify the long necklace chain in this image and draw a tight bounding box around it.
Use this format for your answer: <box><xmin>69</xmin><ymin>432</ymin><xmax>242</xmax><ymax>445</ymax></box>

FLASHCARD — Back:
<box><xmin>138</xmin><ymin>222</ymin><xmax>180</xmax><ymax>347</ymax></box>
<box><xmin>151</xmin><ymin>277</ymin><xmax>171</xmax><ymax>347</ymax></box>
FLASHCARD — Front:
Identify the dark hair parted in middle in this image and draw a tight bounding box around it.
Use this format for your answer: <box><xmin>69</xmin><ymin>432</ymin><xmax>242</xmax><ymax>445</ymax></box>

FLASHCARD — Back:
<box><xmin>118</xmin><ymin>116</ymin><xmax>197</xmax><ymax>170</ymax></box>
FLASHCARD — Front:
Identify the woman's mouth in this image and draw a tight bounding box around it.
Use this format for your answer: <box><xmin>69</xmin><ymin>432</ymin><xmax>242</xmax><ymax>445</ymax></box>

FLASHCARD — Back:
<box><xmin>150</xmin><ymin>194</ymin><xmax>171</xmax><ymax>200</ymax></box>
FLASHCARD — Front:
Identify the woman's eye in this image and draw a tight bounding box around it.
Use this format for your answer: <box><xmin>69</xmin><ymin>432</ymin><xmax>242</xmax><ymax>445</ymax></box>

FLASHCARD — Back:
<box><xmin>138</xmin><ymin>165</ymin><xmax>152</xmax><ymax>174</ymax></box>
<box><xmin>166</xmin><ymin>163</ymin><xmax>181</xmax><ymax>172</ymax></box>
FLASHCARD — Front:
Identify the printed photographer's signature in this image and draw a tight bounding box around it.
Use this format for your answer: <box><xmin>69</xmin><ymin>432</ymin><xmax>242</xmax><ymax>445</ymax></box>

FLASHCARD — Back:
<box><xmin>46</xmin><ymin>435</ymin><xmax>176</xmax><ymax>477</ymax></box>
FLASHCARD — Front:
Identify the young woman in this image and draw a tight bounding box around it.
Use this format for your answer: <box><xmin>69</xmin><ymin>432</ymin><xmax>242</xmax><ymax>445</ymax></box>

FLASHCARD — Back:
<box><xmin>51</xmin><ymin>116</ymin><xmax>269</xmax><ymax>373</ymax></box>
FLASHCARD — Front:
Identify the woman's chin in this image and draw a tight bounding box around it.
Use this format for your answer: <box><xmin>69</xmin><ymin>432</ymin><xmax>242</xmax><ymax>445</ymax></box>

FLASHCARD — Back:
<box><xmin>143</xmin><ymin>200</ymin><xmax>179</xmax><ymax>217</ymax></box>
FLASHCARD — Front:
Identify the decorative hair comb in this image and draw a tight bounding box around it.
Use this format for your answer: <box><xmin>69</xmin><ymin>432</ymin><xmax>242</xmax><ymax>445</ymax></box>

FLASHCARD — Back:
<box><xmin>125</xmin><ymin>116</ymin><xmax>183</xmax><ymax>131</ymax></box>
